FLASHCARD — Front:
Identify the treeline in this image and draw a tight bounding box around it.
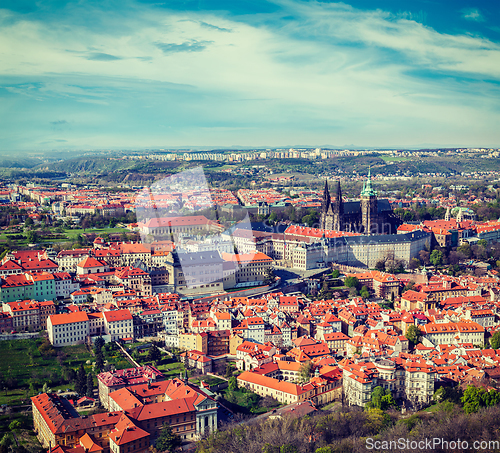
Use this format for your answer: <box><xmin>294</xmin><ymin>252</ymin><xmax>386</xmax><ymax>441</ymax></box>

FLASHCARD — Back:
<box><xmin>196</xmin><ymin>403</ymin><xmax>500</xmax><ymax>453</ymax></box>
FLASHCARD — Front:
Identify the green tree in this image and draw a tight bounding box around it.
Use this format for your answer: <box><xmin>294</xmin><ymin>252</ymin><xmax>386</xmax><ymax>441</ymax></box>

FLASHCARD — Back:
<box><xmin>228</xmin><ymin>376</ymin><xmax>238</xmax><ymax>391</ymax></box>
<box><xmin>263</xmin><ymin>268</ymin><xmax>275</xmax><ymax>286</ymax></box>
<box><xmin>9</xmin><ymin>421</ymin><xmax>21</xmax><ymax>432</ymax></box>
<box><xmin>368</xmin><ymin>386</ymin><xmax>385</xmax><ymax>409</ymax></box>
<box><xmin>489</xmin><ymin>332</ymin><xmax>500</xmax><ymax>350</ymax></box>
<box><xmin>380</xmin><ymin>392</ymin><xmax>397</xmax><ymax>410</ymax></box>
<box><xmin>155</xmin><ymin>424</ymin><xmax>181</xmax><ymax>452</ymax></box>
<box><xmin>86</xmin><ymin>372</ymin><xmax>94</xmax><ymax>398</ymax></box>
<box><xmin>147</xmin><ymin>345</ymin><xmax>162</xmax><ymax>363</ymax></box>
<box><xmin>94</xmin><ymin>336</ymin><xmax>105</xmax><ymax>352</ymax></box>
<box><xmin>478</xmin><ymin>239</ymin><xmax>488</xmax><ymax>248</ymax></box>
<box><xmin>457</xmin><ymin>243</ymin><xmax>472</xmax><ymax>259</ymax></box>
<box><xmin>408</xmin><ymin>257</ymin><xmax>421</xmax><ymax>270</ymax></box>
<box><xmin>405</xmin><ymin>325</ymin><xmax>422</xmax><ymax>346</ymax></box>
<box><xmin>95</xmin><ymin>351</ymin><xmax>104</xmax><ymax>370</ymax></box>
<box><xmin>344</xmin><ymin>276</ymin><xmax>359</xmax><ymax>288</ymax></box>
<box><xmin>299</xmin><ymin>361</ymin><xmax>313</xmax><ymax>383</ymax></box>
<box><xmin>360</xmin><ymin>286</ymin><xmax>370</xmax><ymax>300</ymax></box>
<box><xmin>75</xmin><ymin>364</ymin><xmax>87</xmax><ymax>395</ymax></box>
<box><xmin>430</xmin><ymin>249</ymin><xmax>443</xmax><ymax>267</ymax></box>
<box><xmin>331</xmin><ymin>269</ymin><xmax>340</xmax><ymax>279</ymax></box>
<box><xmin>26</xmin><ymin>230</ymin><xmax>38</xmax><ymax>244</ymax></box>
<box><xmin>280</xmin><ymin>446</ymin><xmax>299</xmax><ymax>453</ymax></box>
<box><xmin>24</xmin><ymin>217</ymin><xmax>34</xmax><ymax>227</ymax></box>
<box><xmin>462</xmin><ymin>385</ymin><xmax>485</xmax><ymax>414</ymax></box>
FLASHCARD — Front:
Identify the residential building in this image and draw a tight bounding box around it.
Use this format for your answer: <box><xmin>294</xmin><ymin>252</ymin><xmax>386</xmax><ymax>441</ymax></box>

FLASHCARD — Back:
<box><xmin>47</xmin><ymin>312</ymin><xmax>90</xmax><ymax>347</ymax></box>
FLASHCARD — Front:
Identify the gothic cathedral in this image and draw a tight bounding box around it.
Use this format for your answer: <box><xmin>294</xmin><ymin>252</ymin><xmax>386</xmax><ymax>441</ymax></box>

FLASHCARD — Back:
<box><xmin>320</xmin><ymin>169</ymin><xmax>400</xmax><ymax>234</ymax></box>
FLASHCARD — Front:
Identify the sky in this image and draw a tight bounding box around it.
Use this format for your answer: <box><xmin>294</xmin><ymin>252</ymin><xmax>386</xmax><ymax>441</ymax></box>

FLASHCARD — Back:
<box><xmin>1</xmin><ymin>0</ymin><xmax>500</xmax><ymax>151</ymax></box>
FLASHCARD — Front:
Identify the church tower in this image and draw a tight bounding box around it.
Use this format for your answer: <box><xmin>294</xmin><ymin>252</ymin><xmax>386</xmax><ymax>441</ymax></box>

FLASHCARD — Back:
<box><xmin>320</xmin><ymin>180</ymin><xmax>334</xmax><ymax>230</ymax></box>
<box><xmin>360</xmin><ymin>168</ymin><xmax>379</xmax><ymax>234</ymax></box>
<box><xmin>332</xmin><ymin>180</ymin><xmax>344</xmax><ymax>231</ymax></box>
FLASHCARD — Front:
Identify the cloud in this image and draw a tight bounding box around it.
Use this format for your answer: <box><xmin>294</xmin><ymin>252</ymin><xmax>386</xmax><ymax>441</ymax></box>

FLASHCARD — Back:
<box><xmin>0</xmin><ymin>0</ymin><xmax>500</xmax><ymax>150</ymax></box>
<box><xmin>462</xmin><ymin>8</ymin><xmax>484</xmax><ymax>22</ymax></box>
<box><xmin>50</xmin><ymin>120</ymin><xmax>68</xmax><ymax>125</ymax></box>
<box><xmin>86</xmin><ymin>52</ymin><xmax>123</xmax><ymax>61</ymax></box>
<box><xmin>199</xmin><ymin>21</ymin><xmax>231</xmax><ymax>32</ymax></box>
<box><xmin>155</xmin><ymin>40</ymin><xmax>213</xmax><ymax>54</ymax></box>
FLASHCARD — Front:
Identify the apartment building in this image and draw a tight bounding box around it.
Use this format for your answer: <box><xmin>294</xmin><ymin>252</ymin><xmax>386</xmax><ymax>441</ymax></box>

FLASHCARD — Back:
<box><xmin>342</xmin><ymin>356</ymin><xmax>436</xmax><ymax>407</ymax></box>
<box><xmin>421</xmin><ymin>321</ymin><xmax>485</xmax><ymax>346</ymax></box>
<box><xmin>3</xmin><ymin>300</ymin><xmax>41</xmax><ymax>331</ymax></box>
<box><xmin>103</xmin><ymin>309</ymin><xmax>134</xmax><ymax>342</ymax></box>
<box><xmin>47</xmin><ymin>312</ymin><xmax>90</xmax><ymax>347</ymax></box>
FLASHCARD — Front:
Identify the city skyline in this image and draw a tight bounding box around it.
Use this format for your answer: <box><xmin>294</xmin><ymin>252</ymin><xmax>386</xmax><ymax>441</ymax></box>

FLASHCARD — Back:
<box><xmin>1</xmin><ymin>0</ymin><xmax>500</xmax><ymax>151</ymax></box>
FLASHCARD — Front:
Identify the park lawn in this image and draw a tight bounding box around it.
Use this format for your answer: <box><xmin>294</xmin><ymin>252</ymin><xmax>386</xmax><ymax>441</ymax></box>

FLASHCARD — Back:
<box><xmin>0</xmin><ymin>339</ymin><xmax>95</xmax><ymax>406</ymax></box>
<box><xmin>63</xmin><ymin>227</ymin><xmax>129</xmax><ymax>241</ymax></box>
<box><xmin>155</xmin><ymin>361</ymin><xmax>186</xmax><ymax>378</ymax></box>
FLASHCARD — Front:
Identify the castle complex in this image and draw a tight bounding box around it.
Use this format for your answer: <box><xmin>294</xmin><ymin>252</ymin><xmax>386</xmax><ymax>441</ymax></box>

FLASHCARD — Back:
<box><xmin>320</xmin><ymin>169</ymin><xmax>400</xmax><ymax>234</ymax></box>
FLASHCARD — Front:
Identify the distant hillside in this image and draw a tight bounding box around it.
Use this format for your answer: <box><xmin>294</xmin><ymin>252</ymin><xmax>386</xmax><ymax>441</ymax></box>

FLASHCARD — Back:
<box><xmin>36</xmin><ymin>156</ymin><xmax>138</xmax><ymax>174</ymax></box>
<box><xmin>0</xmin><ymin>157</ymin><xmax>48</xmax><ymax>168</ymax></box>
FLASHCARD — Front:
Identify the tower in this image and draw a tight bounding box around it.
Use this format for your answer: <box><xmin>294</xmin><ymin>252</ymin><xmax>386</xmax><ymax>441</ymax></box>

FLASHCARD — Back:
<box><xmin>360</xmin><ymin>168</ymin><xmax>378</xmax><ymax>234</ymax></box>
<box><xmin>320</xmin><ymin>180</ymin><xmax>335</xmax><ymax>230</ymax></box>
<box><xmin>445</xmin><ymin>207</ymin><xmax>451</xmax><ymax>221</ymax></box>
<box><xmin>332</xmin><ymin>180</ymin><xmax>344</xmax><ymax>231</ymax></box>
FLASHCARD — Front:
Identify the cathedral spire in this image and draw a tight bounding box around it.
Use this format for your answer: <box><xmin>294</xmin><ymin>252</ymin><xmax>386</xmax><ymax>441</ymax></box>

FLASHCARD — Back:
<box><xmin>335</xmin><ymin>180</ymin><xmax>342</xmax><ymax>201</ymax></box>
<box><xmin>322</xmin><ymin>180</ymin><xmax>331</xmax><ymax>212</ymax></box>
<box><xmin>361</xmin><ymin>167</ymin><xmax>377</xmax><ymax>197</ymax></box>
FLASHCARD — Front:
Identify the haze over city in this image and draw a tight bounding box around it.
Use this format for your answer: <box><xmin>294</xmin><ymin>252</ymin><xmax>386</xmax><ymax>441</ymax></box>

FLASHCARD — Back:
<box><xmin>1</xmin><ymin>0</ymin><xmax>500</xmax><ymax>151</ymax></box>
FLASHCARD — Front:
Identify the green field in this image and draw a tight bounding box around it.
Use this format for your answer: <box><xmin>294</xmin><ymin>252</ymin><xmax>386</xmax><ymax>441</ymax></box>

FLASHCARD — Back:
<box><xmin>153</xmin><ymin>361</ymin><xmax>186</xmax><ymax>378</ymax></box>
<box><xmin>0</xmin><ymin>338</ymin><xmax>131</xmax><ymax>406</ymax></box>
<box><xmin>63</xmin><ymin>227</ymin><xmax>129</xmax><ymax>241</ymax></box>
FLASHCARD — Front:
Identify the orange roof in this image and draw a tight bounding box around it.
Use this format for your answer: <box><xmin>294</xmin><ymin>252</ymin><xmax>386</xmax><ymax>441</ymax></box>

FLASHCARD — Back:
<box><xmin>103</xmin><ymin>309</ymin><xmax>133</xmax><ymax>322</ymax></box>
<box><xmin>77</xmin><ymin>257</ymin><xmax>106</xmax><ymax>268</ymax></box>
<box><xmin>109</xmin><ymin>414</ymin><xmax>149</xmax><ymax>445</ymax></box>
<box><xmin>49</xmin><ymin>312</ymin><xmax>89</xmax><ymax>326</ymax></box>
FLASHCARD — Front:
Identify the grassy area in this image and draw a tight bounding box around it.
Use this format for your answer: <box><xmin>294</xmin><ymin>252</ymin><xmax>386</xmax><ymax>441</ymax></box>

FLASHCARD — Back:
<box><xmin>155</xmin><ymin>361</ymin><xmax>186</xmax><ymax>378</ymax></box>
<box><xmin>321</xmin><ymin>401</ymin><xmax>341</xmax><ymax>411</ymax></box>
<box><xmin>189</xmin><ymin>375</ymin><xmax>225</xmax><ymax>387</ymax></box>
<box><xmin>0</xmin><ymin>413</ymin><xmax>43</xmax><ymax>453</ymax></box>
<box><xmin>220</xmin><ymin>387</ymin><xmax>278</xmax><ymax>415</ymax></box>
<box><xmin>63</xmin><ymin>227</ymin><xmax>129</xmax><ymax>241</ymax></box>
<box><xmin>0</xmin><ymin>338</ymin><xmax>95</xmax><ymax>406</ymax></box>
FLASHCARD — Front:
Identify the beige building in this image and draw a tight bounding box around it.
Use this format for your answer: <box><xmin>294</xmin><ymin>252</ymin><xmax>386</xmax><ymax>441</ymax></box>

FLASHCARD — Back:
<box><xmin>237</xmin><ymin>370</ymin><xmax>342</xmax><ymax>406</ymax></box>
<box><xmin>342</xmin><ymin>357</ymin><xmax>436</xmax><ymax>408</ymax></box>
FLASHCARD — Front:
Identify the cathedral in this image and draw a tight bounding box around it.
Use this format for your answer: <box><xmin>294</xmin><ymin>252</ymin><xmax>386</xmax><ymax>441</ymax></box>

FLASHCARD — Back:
<box><xmin>320</xmin><ymin>169</ymin><xmax>401</xmax><ymax>235</ymax></box>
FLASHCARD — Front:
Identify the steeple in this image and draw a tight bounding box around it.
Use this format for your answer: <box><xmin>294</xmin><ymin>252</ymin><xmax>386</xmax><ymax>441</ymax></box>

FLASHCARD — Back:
<box><xmin>335</xmin><ymin>180</ymin><xmax>342</xmax><ymax>202</ymax></box>
<box><xmin>322</xmin><ymin>180</ymin><xmax>331</xmax><ymax>212</ymax></box>
<box><xmin>361</xmin><ymin>167</ymin><xmax>377</xmax><ymax>197</ymax></box>
<box><xmin>334</xmin><ymin>180</ymin><xmax>344</xmax><ymax>216</ymax></box>
<box><xmin>445</xmin><ymin>207</ymin><xmax>451</xmax><ymax>221</ymax></box>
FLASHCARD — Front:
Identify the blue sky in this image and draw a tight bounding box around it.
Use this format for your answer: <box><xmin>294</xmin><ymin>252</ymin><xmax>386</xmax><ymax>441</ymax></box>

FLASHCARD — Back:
<box><xmin>1</xmin><ymin>0</ymin><xmax>499</xmax><ymax>151</ymax></box>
